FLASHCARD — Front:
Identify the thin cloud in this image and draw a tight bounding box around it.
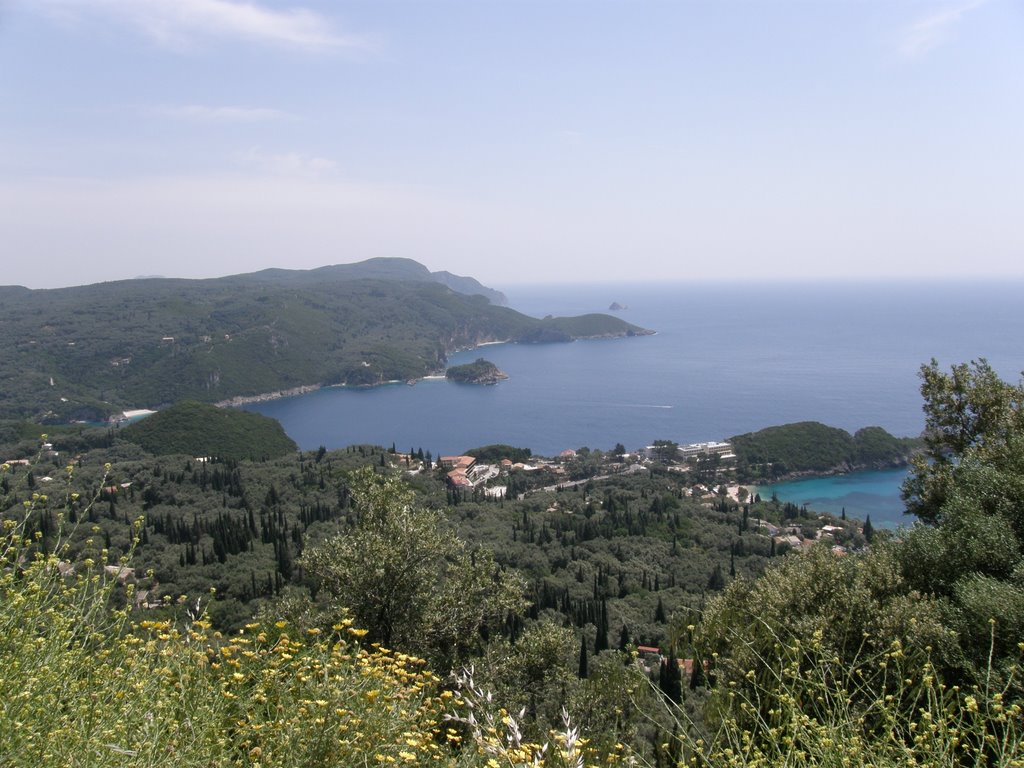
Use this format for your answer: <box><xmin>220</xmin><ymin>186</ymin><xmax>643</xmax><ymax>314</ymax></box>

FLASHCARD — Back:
<box><xmin>234</xmin><ymin>148</ymin><xmax>337</xmax><ymax>178</ymax></box>
<box><xmin>900</xmin><ymin>0</ymin><xmax>988</xmax><ymax>58</ymax></box>
<box><xmin>154</xmin><ymin>105</ymin><xmax>295</xmax><ymax>123</ymax></box>
<box><xmin>556</xmin><ymin>130</ymin><xmax>585</xmax><ymax>147</ymax></box>
<box><xmin>31</xmin><ymin>0</ymin><xmax>367</xmax><ymax>53</ymax></box>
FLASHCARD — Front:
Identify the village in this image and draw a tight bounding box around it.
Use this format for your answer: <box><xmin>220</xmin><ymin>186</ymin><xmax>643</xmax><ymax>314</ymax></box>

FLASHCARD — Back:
<box><xmin>386</xmin><ymin>437</ymin><xmax>864</xmax><ymax>559</ymax></box>
<box><xmin>4</xmin><ymin>435</ymin><xmax>864</xmax><ymax>627</ymax></box>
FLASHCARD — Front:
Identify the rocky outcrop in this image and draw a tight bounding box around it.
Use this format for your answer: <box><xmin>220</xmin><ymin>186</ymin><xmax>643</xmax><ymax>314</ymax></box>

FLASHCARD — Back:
<box><xmin>445</xmin><ymin>359</ymin><xmax>509</xmax><ymax>385</ymax></box>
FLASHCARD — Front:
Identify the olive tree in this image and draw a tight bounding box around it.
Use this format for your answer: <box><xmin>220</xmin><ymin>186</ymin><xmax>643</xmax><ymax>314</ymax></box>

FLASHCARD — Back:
<box><xmin>902</xmin><ymin>358</ymin><xmax>1024</xmax><ymax>524</ymax></box>
<box><xmin>300</xmin><ymin>467</ymin><xmax>525</xmax><ymax>670</ymax></box>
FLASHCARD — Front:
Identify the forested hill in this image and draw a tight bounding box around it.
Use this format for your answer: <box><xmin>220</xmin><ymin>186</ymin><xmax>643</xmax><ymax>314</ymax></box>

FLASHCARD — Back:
<box><xmin>0</xmin><ymin>259</ymin><xmax>649</xmax><ymax>423</ymax></box>
<box><xmin>730</xmin><ymin>421</ymin><xmax>919</xmax><ymax>481</ymax></box>
<box><xmin>120</xmin><ymin>401</ymin><xmax>297</xmax><ymax>461</ymax></box>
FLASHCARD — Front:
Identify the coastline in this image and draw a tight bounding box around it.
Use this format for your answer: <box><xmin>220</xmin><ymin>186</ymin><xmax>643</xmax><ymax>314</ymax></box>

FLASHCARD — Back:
<box><xmin>214</xmin><ymin>384</ymin><xmax>323</xmax><ymax>408</ymax></box>
<box><xmin>743</xmin><ymin>459</ymin><xmax>912</xmax><ymax>487</ymax></box>
<box><xmin>211</xmin><ymin>325</ymin><xmax>649</xmax><ymax>410</ymax></box>
<box><xmin>212</xmin><ymin>339</ymin><xmax>492</xmax><ymax>408</ymax></box>
<box><xmin>213</xmin><ymin>368</ymin><xmax>450</xmax><ymax>408</ymax></box>
<box><xmin>751</xmin><ymin>466</ymin><xmax>912</xmax><ymax>528</ymax></box>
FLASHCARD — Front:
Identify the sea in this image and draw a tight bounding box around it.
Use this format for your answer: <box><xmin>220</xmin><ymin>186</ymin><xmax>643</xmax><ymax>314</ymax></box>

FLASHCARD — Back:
<box><xmin>245</xmin><ymin>280</ymin><xmax>1024</xmax><ymax>527</ymax></box>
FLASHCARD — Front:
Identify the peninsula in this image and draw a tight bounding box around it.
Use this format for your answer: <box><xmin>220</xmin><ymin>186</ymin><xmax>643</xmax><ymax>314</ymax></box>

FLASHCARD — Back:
<box><xmin>0</xmin><ymin>258</ymin><xmax>651</xmax><ymax>424</ymax></box>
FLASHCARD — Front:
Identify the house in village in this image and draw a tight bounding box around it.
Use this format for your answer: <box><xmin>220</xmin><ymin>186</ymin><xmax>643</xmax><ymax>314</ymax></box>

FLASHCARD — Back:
<box><xmin>442</xmin><ymin>455</ymin><xmax>494</xmax><ymax>489</ymax></box>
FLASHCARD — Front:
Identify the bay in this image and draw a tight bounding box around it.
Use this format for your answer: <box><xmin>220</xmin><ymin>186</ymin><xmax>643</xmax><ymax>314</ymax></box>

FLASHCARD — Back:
<box><xmin>246</xmin><ymin>280</ymin><xmax>1024</xmax><ymax>460</ymax></box>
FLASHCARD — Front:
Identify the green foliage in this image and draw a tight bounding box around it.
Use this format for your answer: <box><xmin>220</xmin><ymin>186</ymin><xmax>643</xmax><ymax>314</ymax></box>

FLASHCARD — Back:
<box><xmin>477</xmin><ymin>619</ymin><xmax>579</xmax><ymax>732</ymax></box>
<box><xmin>650</xmin><ymin>439</ymin><xmax>679</xmax><ymax>464</ymax></box>
<box><xmin>903</xmin><ymin>358</ymin><xmax>1024</xmax><ymax>524</ymax></box>
<box><xmin>120</xmin><ymin>401</ymin><xmax>297</xmax><ymax>460</ymax></box>
<box><xmin>0</xmin><ymin>517</ymin><xmax>465</xmax><ymax>766</ymax></box>
<box><xmin>464</xmin><ymin>443</ymin><xmax>532</xmax><ymax>463</ymax></box>
<box><xmin>667</xmin><ymin>627</ymin><xmax>1024</xmax><ymax>768</ymax></box>
<box><xmin>852</xmin><ymin>425</ymin><xmax>914</xmax><ymax>465</ymax></box>
<box><xmin>699</xmin><ymin>545</ymin><xmax>955</xmax><ymax>702</ymax></box>
<box><xmin>10</xmin><ymin>353</ymin><xmax>1024</xmax><ymax>766</ymax></box>
<box><xmin>0</xmin><ymin>451</ymin><xmax>620</xmax><ymax>768</ymax></box>
<box><xmin>448</xmin><ymin>469</ymin><xmax>776</xmax><ymax>651</ymax></box>
<box><xmin>893</xmin><ymin>361</ymin><xmax>1024</xmax><ymax>685</ymax></box>
<box><xmin>299</xmin><ymin>467</ymin><xmax>525</xmax><ymax>670</ymax></box>
<box><xmin>697</xmin><ymin>359</ymin><xmax>1024</xmax><ymax>762</ymax></box>
<box><xmin>730</xmin><ymin>421</ymin><xmax>917</xmax><ymax>480</ymax></box>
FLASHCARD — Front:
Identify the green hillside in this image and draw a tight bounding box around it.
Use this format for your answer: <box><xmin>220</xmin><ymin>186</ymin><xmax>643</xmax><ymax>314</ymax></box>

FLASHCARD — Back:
<box><xmin>0</xmin><ymin>259</ymin><xmax>648</xmax><ymax>422</ymax></box>
<box><xmin>120</xmin><ymin>402</ymin><xmax>296</xmax><ymax>460</ymax></box>
<box><xmin>730</xmin><ymin>421</ymin><xmax>919</xmax><ymax>480</ymax></box>
<box><xmin>4</xmin><ymin>360</ymin><xmax>1024</xmax><ymax>766</ymax></box>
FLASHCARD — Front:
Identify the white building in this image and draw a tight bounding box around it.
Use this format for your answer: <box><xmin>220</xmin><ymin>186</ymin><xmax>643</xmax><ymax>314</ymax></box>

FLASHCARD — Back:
<box><xmin>677</xmin><ymin>441</ymin><xmax>734</xmax><ymax>460</ymax></box>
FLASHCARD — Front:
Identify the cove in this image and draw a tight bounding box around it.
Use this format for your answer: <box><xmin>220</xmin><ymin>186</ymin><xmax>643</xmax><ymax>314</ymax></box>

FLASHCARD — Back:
<box><xmin>754</xmin><ymin>467</ymin><xmax>912</xmax><ymax>529</ymax></box>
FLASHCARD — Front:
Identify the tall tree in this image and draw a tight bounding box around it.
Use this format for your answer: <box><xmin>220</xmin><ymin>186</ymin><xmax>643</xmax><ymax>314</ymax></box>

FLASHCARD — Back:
<box><xmin>300</xmin><ymin>467</ymin><xmax>525</xmax><ymax>669</ymax></box>
<box><xmin>578</xmin><ymin>635</ymin><xmax>589</xmax><ymax>679</ymax></box>
<box><xmin>659</xmin><ymin>646</ymin><xmax>682</xmax><ymax>704</ymax></box>
<box><xmin>902</xmin><ymin>358</ymin><xmax>1024</xmax><ymax>524</ymax></box>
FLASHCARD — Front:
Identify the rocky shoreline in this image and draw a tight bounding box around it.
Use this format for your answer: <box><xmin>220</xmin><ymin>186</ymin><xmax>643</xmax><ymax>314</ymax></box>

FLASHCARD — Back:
<box><xmin>747</xmin><ymin>458</ymin><xmax>912</xmax><ymax>486</ymax></box>
<box><xmin>445</xmin><ymin>358</ymin><xmax>509</xmax><ymax>385</ymax></box>
<box><xmin>214</xmin><ymin>384</ymin><xmax>323</xmax><ymax>408</ymax></box>
<box><xmin>209</xmin><ymin>328</ymin><xmax>649</xmax><ymax>408</ymax></box>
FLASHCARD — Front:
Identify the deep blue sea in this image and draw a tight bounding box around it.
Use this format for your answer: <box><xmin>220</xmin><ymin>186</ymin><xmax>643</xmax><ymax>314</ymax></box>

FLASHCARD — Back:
<box><xmin>246</xmin><ymin>280</ymin><xmax>1024</xmax><ymax>522</ymax></box>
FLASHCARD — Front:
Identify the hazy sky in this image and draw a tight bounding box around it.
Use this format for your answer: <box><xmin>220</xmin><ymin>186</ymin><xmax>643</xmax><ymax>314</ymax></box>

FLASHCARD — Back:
<box><xmin>1</xmin><ymin>0</ymin><xmax>1022</xmax><ymax>289</ymax></box>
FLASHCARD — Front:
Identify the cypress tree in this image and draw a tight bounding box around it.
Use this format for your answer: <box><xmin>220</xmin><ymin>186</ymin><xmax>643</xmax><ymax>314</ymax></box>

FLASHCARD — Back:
<box><xmin>707</xmin><ymin>564</ymin><xmax>725</xmax><ymax>591</ymax></box>
<box><xmin>689</xmin><ymin>655</ymin><xmax>706</xmax><ymax>690</ymax></box>
<box><xmin>578</xmin><ymin>635</ymin><xmax>589</xmax><ymax>679</ymax></box>
<box><xmin>655</xmin><ymin>597</ymin><xmax>667</xmax><ymax>623</ymax></box>
<box><xmin>659</xmin><ymin>646</ymin><xmax>682</xmax><ymax>704</ymax></box>
<box><xmin>595</xmin><ymin>599</ymin><xmax>610</xmax><ymax>652</ymax></box>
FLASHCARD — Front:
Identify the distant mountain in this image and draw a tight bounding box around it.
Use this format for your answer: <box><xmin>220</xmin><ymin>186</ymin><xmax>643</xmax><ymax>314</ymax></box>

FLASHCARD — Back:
<box><xmin>430</xmin><ymin>270</ymin><xmax>507</xmax><ymax>306</ymax></box>
<box><xmin>234</xmin><ymin>259</ymin><xmax>507</xmax><ymax>305</ymax></box>
<box><xmin>0</xmin><ymin>258</ymin><xmax>648</xmax><ymax>423</ymax></box>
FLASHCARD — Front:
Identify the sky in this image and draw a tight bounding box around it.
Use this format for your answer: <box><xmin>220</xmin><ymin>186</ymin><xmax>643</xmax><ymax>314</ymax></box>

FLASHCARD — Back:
<box><xmin>1</xmin><ymin>0</ymin><xmax>1022</xmax><ymax>289</ymax></box>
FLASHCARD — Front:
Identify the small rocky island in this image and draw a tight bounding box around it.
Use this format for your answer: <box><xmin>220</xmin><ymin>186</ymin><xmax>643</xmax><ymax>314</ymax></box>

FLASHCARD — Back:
<box><xmin>445</xmin><ymin>358</ymin><xmax>509</xmax><ymax>385</ymax></box>
<box><xmin>609</xmin><ymin>301</ymin><xmax>628</xmax><ymax>311</ymax></box>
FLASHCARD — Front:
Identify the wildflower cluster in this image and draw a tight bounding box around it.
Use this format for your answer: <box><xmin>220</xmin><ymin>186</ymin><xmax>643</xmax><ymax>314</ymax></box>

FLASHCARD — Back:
<box><xmin>0</xmin><ymin>550</ymin><xmax>463</xmax><ymax>767</ymax></box>
<box><xmin>660</xmin><ymin>629</ymin><xmax>1024</xmax><ymax>767</ymax></box>
<box><xmin>0</xmin><ymin>451</ymin><xmax>462</xmax><ymax>767</ymax></box>
<box><xmin>446</xmin><ymin>666</ymin><xmax>630</xmax><ymax>768</ymax></box>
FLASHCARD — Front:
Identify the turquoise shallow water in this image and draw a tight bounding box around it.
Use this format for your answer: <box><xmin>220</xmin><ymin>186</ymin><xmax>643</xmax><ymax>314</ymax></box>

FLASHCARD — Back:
<box><xmin>754</xmin><ymin>468</ymin><xmax>911</xmax><ymax>529</ymax></box>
